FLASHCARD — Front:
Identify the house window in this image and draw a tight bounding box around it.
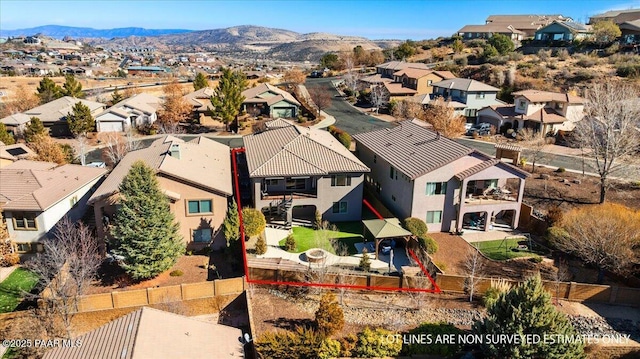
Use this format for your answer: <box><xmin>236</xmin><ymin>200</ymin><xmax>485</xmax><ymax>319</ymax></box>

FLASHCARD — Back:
<box><xmin>193</xmin><ymin>228</ymin><xmax>212</xmax><ymax>243</ymax></box>
<box><xmin>475</xmin><ymin>92</ymin><xmax>485</xmax><ymax>99</ymax></box>
<box><xmin>427</xmin><ymin>80</ymin><xmax>433</xmax><ymax>86</ymax></box>
<box><xmin>285</xmin><ymin>178</ymin><xmax>306</xmax><ymax>190</ymax></box>
<box><xmin>265</xmin><ymin>178</ymin><xmax>280</xmax><ymax>186</ymax></box>
<box><xmin>426</xmin><ymin>211</ymin><xmax>443</xmax><ymax>224</ymax></box>
<box><xmin>331</xmin><ymin>175</ymin><xmax>351</xmax><ymax>187</ymax></box>
<box><xmin>12</xmin><ymin>212</ymin><xmax>37</xmax><ymax>230</ymax></box>
<box><xmin>517</xmin><ymin>100</ymin><xmax>526</xmax><ymax>110</ymax></box>
<box><xmin>187</xmin><ymin>199</ymin><xmax>213</xmax><ymax>214</ymax></box>
<box><xmin>16</xmin><ymin>243</ymin><xmax>32</xmax><ymax>253</ymax></box>
<box><xmin>373</xmin><ymin>154</ymin><xmax>377</xmax><ymax>163</ymax></box>
<box><xmin>69</xmin><ymin>195</ymin><xmax>78</xmax><ymax>207</ymax></box>
<box><xmin>392</xmin><ymin>195</ymin><xmax>396</xmax><ymax>202</ymax></box>
<box><xmin>332</xmin><ymin>201</ymin><xmax>348</xmax><ymax>214</ymax></box>
<box><xmin>426</xmin><ymin>182</ymin><xmax>447</xmax><ymax>195</ymax></box>
<box><xmin>555</xmin><ymin>102</ymin><xmax>564</xmax><ymax>110</ymax></box>
<box><xmin>465</xmin><ymin>109</ymin><xmax>478</xmax><ymax>117</ymax></box>
<box><xmin>389</xmin><ymin>166</ymin><xmax>397</xmax><ymax>180</ymax></box>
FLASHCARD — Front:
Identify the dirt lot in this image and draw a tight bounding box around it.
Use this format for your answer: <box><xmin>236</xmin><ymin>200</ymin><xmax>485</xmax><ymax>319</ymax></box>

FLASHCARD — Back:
<box><xmin>86</xmin><ymin>254</ymin><xmax>211</xmax><ymax>294</ymax></box>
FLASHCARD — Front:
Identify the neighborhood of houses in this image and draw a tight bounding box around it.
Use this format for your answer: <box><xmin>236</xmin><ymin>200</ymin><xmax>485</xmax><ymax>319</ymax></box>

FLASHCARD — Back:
<box><xmin>1</xmin><ymin>8</ymin><xmax>639</xmax><ymax>359</ymax></box>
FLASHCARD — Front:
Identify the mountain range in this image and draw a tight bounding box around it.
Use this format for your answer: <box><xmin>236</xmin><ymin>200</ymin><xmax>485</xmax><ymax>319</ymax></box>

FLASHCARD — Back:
<box><xmin>0</xmin><ymin>25</ymin><xmax>191</xmax><ymax>39</ymax></box>
<box><xmin>1</xmin><ymin>25</ymin><xmax>400</xmax><ymax>61</ymax></box>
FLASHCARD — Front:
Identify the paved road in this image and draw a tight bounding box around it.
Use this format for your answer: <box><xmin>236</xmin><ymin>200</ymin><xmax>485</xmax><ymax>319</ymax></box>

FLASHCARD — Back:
<box><xmin>304</xmin><ymin>77</ymin><xmax>393</xmax><ymax>134</ymax></box>
<box><xmin>456</xmin><ymin>138</ymin><xmax>639</xmax><ymax>180</ymax></box>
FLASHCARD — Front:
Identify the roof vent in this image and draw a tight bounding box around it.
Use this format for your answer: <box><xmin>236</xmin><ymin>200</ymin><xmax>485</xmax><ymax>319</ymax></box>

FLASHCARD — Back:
<box><xmin>169</xmin><ymin>143</ymin><xmax>181</xmax><ymax>159</ymax></box>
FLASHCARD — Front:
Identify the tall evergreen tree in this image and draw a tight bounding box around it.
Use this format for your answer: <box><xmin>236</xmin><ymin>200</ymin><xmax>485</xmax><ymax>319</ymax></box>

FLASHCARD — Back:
<box><xmin>66</xmin><ymin>102</ymin><xmax>94</xmax><ymax>137</ymax></box>
<box><xmin>211</xmin><ymin>68</ymin><xmax>247</xmax><ymax>132</ymax></box>
<box><xmin>0</xmin><ymin>123</ymin><xmax>15</xmax><ymax>145</ymax></box>
<box><xmin>36</xmin><ymin>77</ymin><xmax>62</xmax><ymax>104</ymax></box>
<box><xmin>61</xmin><ymin>74</ymin><xmax>84</xmax><ymax>98</ymax></box>
<box><xmin>222</xmin><ymin>199</ymin><xmax>240</xmax><ymax>246</ymax></box>
<box><xmin>473</xmin><ymin>275</ymin><xmax>585</xmax><ymax>359</ymax></box>
<box><xmin>193</xmin><ymin>72</ymin><xmax>209</xmax><ymax>91</ymax></box>
<box><xmin>110</xmin><ymin>87</ymin><xmax>124</xmax><ymax>106</ymax></box>
<box><xmin>111</xmin><ymin>161</ymin><xmax>184</xmax><ymax>280</ymax></box>
<box><xmin>24</xmin><ymin>117</ymin><xmax>46</xmax><ymax>143</ymax></box>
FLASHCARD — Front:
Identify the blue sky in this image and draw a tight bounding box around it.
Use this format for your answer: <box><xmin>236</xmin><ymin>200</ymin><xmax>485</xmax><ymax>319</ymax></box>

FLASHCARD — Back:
<box><xmin>1</xmin><ymin>0</ymin><xmax>639</xmax><ymax>39</ymax></box>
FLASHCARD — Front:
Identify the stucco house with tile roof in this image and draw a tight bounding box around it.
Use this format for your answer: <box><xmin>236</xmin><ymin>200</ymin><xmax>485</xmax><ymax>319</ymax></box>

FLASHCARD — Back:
<box><xmin>534</xmin><ymin>21</ymin><xmax>592</xmax><ymax>42</ymax></box>
<box><xmin>88</xmin><ymin>135</ymin><xmax>232</xmax><ymax>250</ymax></box>
<box><xmin>43</xmin><ymin>307</ymin><xmax>244</xmax><ymax>359</ymax></box>
<box><xmin>95</xmin><ymin>93</ymin><xmax>162</xmax><ymax>132</ymax></box>
<box><xmin>381</xmin><ymin>68</ymin><xmax>456</xmax><ymax>100</ymax></box>
<box><xmin>1</xmin><ymin>96</ymin><xmax>106</xmax><ymax>137</ymax></box>
<box><xmin>353</xmin><ymin>120</ymin><xmax>529</xmax><ymax>233</ymax></box>
<box><xmin>0</xmin><ymin>160</ymin><xmax>106</xmax><ymax>252</ymax></box>
<box><xmin>241</xmin><ymin>83</ymin><xmax>300</xmax><ymax>119</ymax></box>
<box><xmin>478</xmin><ymin>89</ymin><xmax>584</xmax><ymax>133</ymax></box>
<box><xmin>243</xmin><ymin>119</ymin><xmax>369</xmax><ymax>225</ymax></box>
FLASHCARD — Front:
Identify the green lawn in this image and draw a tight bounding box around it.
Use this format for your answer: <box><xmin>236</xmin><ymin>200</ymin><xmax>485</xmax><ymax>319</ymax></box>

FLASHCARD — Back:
<box><xmin>278</xmin><ymin>222</ymin><xmax>364</xmax><ymax>255</ymax></box>
<box><xmin>472</xmin><ymin>238</ymin><xmax>544</xmax><ymax>261</ymax></box>
<box><xmin>0</xmin><ymin>268</ymin><xmax>39</xmax><ymax>313</ymax></box>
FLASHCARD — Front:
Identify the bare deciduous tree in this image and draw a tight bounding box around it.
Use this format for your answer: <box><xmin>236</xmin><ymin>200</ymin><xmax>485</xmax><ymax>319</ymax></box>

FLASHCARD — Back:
<box><xmin>26</xmin><ymin>217</ymin><xmax>101</xmax><ymax>338</ymax></box>
<box><xmin>463</xmin><ymin>244</ymin><xmax>485</xmax><ymax>302</ymax></box>
<box><xmin>100</xmin><ymin>130</ymin><xmax>140</xmax><ymax>167</ymax></box>
<box><xmin>391</xmin><ymin>99</ymin><xmax>423</xmax><ymax>120</ymax></box>
<box><xmin>519</xmin><ymin>128</ymin><xmax>550</xmax><ymax>173</ymax></box>
<box><xmin>369</xmin><ymin>85</ymin><xmax>388</xmax><ymax>114</ymax></box>
<box><xmin>342</xmin><ymin>54</ymin><xmax>360</xmax><ymax>98</ymax></box>
<box><xmin>574</xmin><ymin>82</ymin><xmax>640</xmax><ymax>203</ymax></box>
<box><xmin>308</xmin><ymin>87</ymin><xmax>332</xmax><ymax>116</ymax></box>
<box><xmin>283</xmin><ymin>69</ymin><xmax>306</xmax><ymax>85</ymax></box>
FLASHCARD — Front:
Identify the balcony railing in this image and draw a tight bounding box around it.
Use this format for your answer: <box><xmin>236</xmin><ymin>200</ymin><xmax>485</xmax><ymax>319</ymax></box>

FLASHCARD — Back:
<box><xmin>261</xmin><ymin>190</ymin><xmax>318</xmax><ymax>200</ymax></box>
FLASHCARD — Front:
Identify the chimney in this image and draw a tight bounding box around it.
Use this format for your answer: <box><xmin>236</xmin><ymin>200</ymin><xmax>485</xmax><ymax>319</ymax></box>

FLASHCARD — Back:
<box><xmin>169</xmin><ymin>143</ymin><xmax>181</xmax><ymax>159</ymax></box>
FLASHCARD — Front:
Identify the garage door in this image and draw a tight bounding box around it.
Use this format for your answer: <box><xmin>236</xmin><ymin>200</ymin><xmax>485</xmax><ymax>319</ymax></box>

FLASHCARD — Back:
<box><xmin>98</xmin><ymin>121</ymin><xmax>124</xmax><ymax>132</ymax></box>
<box><xmin>272</xmin><ymin>107</ymin><xmax>293</xmax><ymax>118</ymax></box>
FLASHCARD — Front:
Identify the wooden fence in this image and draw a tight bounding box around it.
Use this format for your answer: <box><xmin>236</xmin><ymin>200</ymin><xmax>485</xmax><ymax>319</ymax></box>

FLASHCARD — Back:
<box><xmin>71</xmin><ymin>277</ymin><xmax>245</xmax><ymax>313</ymax></box>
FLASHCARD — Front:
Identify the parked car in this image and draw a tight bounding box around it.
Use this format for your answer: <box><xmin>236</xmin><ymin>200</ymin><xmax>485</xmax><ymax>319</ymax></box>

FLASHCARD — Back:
<box><xmin>466</xmin><ymin>122</ymin><xmax>491</xmax><ymax>136</ymax></box>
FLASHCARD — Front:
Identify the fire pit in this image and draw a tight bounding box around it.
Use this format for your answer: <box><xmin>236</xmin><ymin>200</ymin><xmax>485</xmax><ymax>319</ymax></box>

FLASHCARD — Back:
<box><xmin>305</xmin><ymin>248</ymin><xmax>327</xmax><ymax>264</ymax></box>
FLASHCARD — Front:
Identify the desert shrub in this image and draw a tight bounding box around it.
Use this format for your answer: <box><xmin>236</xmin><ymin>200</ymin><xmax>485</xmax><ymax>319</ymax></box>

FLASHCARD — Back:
<box><xmin>553</xmin><ymin>48</ymin><xmax>570</xmax><ymax>60</ymax></box>
<box><xmin>404</xmin><ymin>217</ymin><xmax>428</xmax><ymax>238</ymax></box>
<box><xmin>546</xmin><ymin>226</ymin><xmax>570</xmax><ymax>248</ymax></box>
<box><xmin>516</xmin><ymin>62</ymin><xmax>533</xmax><ymax>70</ymax></box>
<box><xmin>337</xmin><ymin>132</ymin><xmax>351</xmax><ymax>149</ymax></box>
<box><xmin>318</xmin><ymin>338</ymin><xmax>341</xmax><ymax>359</ymax></box>
<box><xmin>604</xmin><ymin>43</ymin><xmax>620</xmax><ymax>56</ymax></box>
<box><xmin>1</xmin><ymin>253</ymin><xmax>20</xmax><ymax>267</ymax></box>
<box><xmin>454</xmin><ymin>56</ymin><xmax>468</xmax><ymax>66</ymax></box>
<box><xmin>297</xmin><ymin>116</ymin><xmax>307</xmax><ymax>123</ymax></box>
<box><xmin>488</xmin><ymin>56</ymin><xmax>509</xmax><ymax>65</ymax></box>
<box><xmin>402</xmin><ymin>322</ymin><xmax>462</xmax><ymax>356</ymax></box>
<box><xmin>572</xmin><ymin>70</ymin><xmax>594</xmax><ymax>81</ymax></box>
<box><xmin>315</xmin><ymin>291</ymin><xmax>344</xmax><ymax>336</ymax></box>
<box><xmin>555</xmin><ymin>167</ymin><xmax>566</xmax><ymax>173</ymax></box>
<box><xmin>530</xmin><ymin>256</ymin><xmax>543</xmax><ymax>263</ymax></box>
<box><xmin>338</xmin><ymin>334</ymin><xmax>358</xmax><ymax>357</ymax></box>
<box><xmin>255</xmin><ymin>326</ymin><xmax>323</xmax><ymax>359</ymax></box>
<box><xmin>434</xmin><ymin>261</ymin><xmax>447</xmax><ymax>271</ymax></box>
<box><xmin>169</xmin><ymin>269</ymin><xmax>183</xmax><ymax>277</ymax></box>
<box><xmin>356</xmin><ymin>327</ymin><xmax>402</xmax><ymax>358</ymax></box>
<box><xmin>546</xmin><ymin>61</ymin><xmax>558</xmax><ymax>70</ymax></box>
<box><xmin>545</xmin><ymin>206</ymin><xmax>564</xmax><ymax>226</ymax></box>
<box><xmin>242</xmin><ymin>207</ymin><xmax>266</xmax><ymax>237</ymax></box>
<box><xmin>255</xmin><ymin>234</ymin><xmax>267</xmax><ymax>255</ymax></box>
<box><xmin>616</xmin><ymin>64</ymin><xmax>640</xmax><ymax>78</ymax></box>
<box><xmin>466</xmin><ymin>39</ymin><xmax>487</xmax><ymax>48</ymax></box>
<box><xmin>359</xmin><ymin>249</ymin><xmax>371</xmax><ymax>272</ymax></box>
<box><xmin>508</xmin><ymin>52</ymin><xmax>524</xmax><ymax>61</ymax></box>
<box><xmin>419</xmin><ymin>236</ymin><xmax>438</xmax><ymax>254</ymax></box>
<box><xmin>284</xmin><ymin>234</ymin><xmax>296</xmax><ymax>251</ymax></box>
<box><xmin>576</xmin><ymin>56</ymin><xmax>597</xmax><ymax>68</ymax></box>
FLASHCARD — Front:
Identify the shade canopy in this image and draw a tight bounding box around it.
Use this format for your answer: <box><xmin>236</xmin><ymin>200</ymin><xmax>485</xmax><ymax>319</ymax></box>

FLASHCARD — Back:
<box><xmin>362</xmin><ymin>218</ymin><xmax>412</xmax><ymax>239</ymax></box>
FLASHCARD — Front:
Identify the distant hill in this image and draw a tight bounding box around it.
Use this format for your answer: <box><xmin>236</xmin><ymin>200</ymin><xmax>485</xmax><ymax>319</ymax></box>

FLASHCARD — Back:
<box><xmin>0</xmin><ymin>25</ymin><xmax>192</xmax><ymax>39</ymax></box>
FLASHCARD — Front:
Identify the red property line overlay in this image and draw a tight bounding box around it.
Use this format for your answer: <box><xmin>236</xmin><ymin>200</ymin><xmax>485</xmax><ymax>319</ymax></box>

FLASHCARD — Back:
<box><xmin>231</xmin><ymin>148</ymin><xmax>440</xmax><ymax>293</ymax></box>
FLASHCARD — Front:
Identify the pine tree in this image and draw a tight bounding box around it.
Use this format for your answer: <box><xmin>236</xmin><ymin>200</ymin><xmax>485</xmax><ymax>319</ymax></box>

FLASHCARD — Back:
<box><xmin>24</xmin><ymin>117</ymin><xmax>46</xmax><ymax>143</ymax></box>
<box><xmin>61</xmin><ymin>74</ymin><xmax>84</xmax><ymax>98</ymax></box>
<box><xmin>359</xmin><ymin>249</ymin><xmax>371</xmax><ymax>272</ymax></box>
<box><xmin>315</xmin><ymin>292</ymin><xmax>344</xmax><ymax>336</ymax></box>
<box><xmin>472</xmin><ymin>275</ymin><xmax>585</xmax><ymax>359</ymax></box>
<box><xmin>222</xmin><ymin>199</ymin><xmax>240</xmax><ymax>246</ymax></box>
<box><xmin>0</xmin><ymin>123</ymin><xmax>15</xmax><ymax>145</ymax></box>
<box><xmin>110</xmin><ymin>87</ymin><xmax>124</xmax><ymax>105</ymax></box>
<box><xmin>211</xmin><ymin>68</ymin><xmax>247</xmax><ymax>132</ymax></box>
<box><xmin>66</xmin><ymin>102</ymin><xmax>94</xmax><ymax>137</ymax></box>
<box><xmin>111</xmin><ymin>161</ymin><xmax>184</xmax><ymax>280</ymax></box>
<box><xmin>285</xmin><ymin>234</ymin><xmax>296</xmax><ymax>251</ymax></box>
<box><xmin>255</xmin><ymin>234</ymin><xmax>267</xmax><ymax>255</ymax></box>
<box><xmin>193</xmin><ymin>72</ymin><xmax>209</xmax><ymax>91</ymax></box>
<box><xmin>36</xmin><ymin>77</ymin><xmax>62</xmax><ymax>104</ymax></box>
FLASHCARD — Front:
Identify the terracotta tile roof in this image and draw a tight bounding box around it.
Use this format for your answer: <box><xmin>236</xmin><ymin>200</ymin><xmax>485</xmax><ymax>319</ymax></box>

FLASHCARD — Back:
<box><xmin>89</xmin><ymin>135</ymin><xmax>232</xmax><ymax>203</ymax></box>
<box><xmin>432</xmin><ymin>78</ymin><xmax>499</xmax><ymax>92</ymax></box>
<box><xmin>458</xmin><ymin>24</ymin><xmax>526</xmax><ymax>34</ymax></box>
<box><xmin>383</xmin><ymin>82</ymin><xmax>418</xmax><ymax>95</ymax></box>
<box><xmin>23</xmin><ymin>96</ymin><xmax>106</xmax><ymax>124</ymax></box>
<box><xmin>241</xmin><ymin>83</ymin><xmax>300</xmax><ymax>106</ymax></box>
<box><xmin>353</xmin><ymin>120</ymin><xmax>473</xmax><ymax>180</ymax></box>
<box><xmin>432</xmin><ymin>71</ymin><xmax>457</xmax><ymax>80</ymax></box>
<box><xmin>392</xmin><ymin>67</ymin><xmax>434</xmax><ymax>79</ymax></box>
<box><xmin>359</xmin><ymin>73</ymin><xmax>393</xmax><ymax>84</ymax></box>
<box><xmin>244</xmin><ymin>120</ymin><xmax>369</xmax><ymax>177</ymax></box>
<box><xmin>495</xmin><ymin>143</ymin><xmax>523</xmax><ymax>151</ymax></box>
<box><xmin>42</xmin><ymin>307</ymin><xmax>243</xmax><ymax>359</ymax></box>
<box><xmin>183</xmin><ymin>87</ymin><xmax>216</xmax><ymax>110</ymax></box>
<box><xmin>513</xmin><ymin>89</ymin><xmax>584</xmax><ymax>104</ymax></box>
<box><xmin>485</xmin><ymin>104</ymin><xmax>520</xmax><ymax>118</ymax></box>
<box><xmin>524</xmin><ymin>107</ymin><xmax>567</xmax><ymax>124</ymax></box>
<box><xmin>0</xmin><ymin>160</ymin><xmax>106</xmax><ymax>211</ymax></box>
<box><xmin>108</xmin><ymin>93</ymin><xmax>162</xmax><ymax>116</ymax></box>
<box><xmin>454</xmin><ymin>157</ymin><xmax>530</xmax><ymax>181</ymax></box>
<box><xmin>376</xmin><ymin>61</ymin><xmax>430</xmax><ymax>71</ymax></box>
